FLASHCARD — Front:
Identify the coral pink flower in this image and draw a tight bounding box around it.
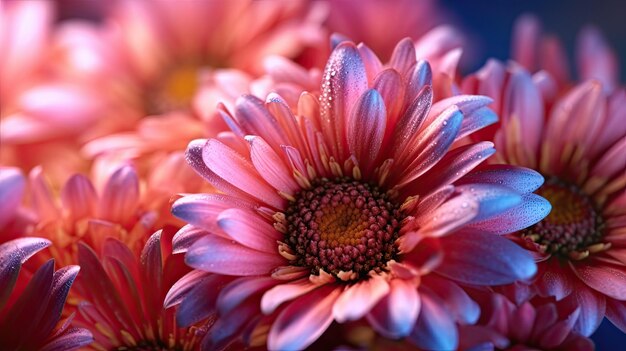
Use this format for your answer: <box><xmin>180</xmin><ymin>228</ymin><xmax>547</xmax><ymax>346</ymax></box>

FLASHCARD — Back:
<box><xmin>14</xmin><ymin>161</ymin><xmax>198</xmax><ymax>268</ymax></box>
<box><xmin>459</xmin><ymin>291</ymin><xmax>594</xmax><ymax>351</ymax></box>
<box><xmin>0</xmin><ymin>237</ymin><xmax>92</xmax><ymax>350</ymax></box>
<box><xmin>73</xmin><ymin>229</ymin><xmax>199</xmax><ymax>350</ymax></box>
<box><xmin>511</xmin><ymin>14</ymin><xmax>619</xmax><ymax>93</ymax></box>
<box><xmin>169</xmin><ymin>39</ymin><xmax>550</xmax><ymax>350</ymax></box>
<box><xmin>463</xmin><ymin>61</ymin><xmax>626</xmax><ymax>336</ymax></box>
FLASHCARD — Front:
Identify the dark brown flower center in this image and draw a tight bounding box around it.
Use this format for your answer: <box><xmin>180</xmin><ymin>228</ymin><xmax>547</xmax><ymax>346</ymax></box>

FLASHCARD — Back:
<box><xmin>522</xmin><ymin>177</ymin><xmax>605</xmax><ymax>257</ymax></box>
<box><xmin>284</xmin><ymin>178</ymin><xmax>402</xmax><ymax>278</ymax></box>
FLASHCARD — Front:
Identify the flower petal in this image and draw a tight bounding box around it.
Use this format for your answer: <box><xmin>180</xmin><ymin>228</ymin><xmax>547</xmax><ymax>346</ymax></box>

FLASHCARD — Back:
<box><xmin>467</xmin><ymin>193</ymin><xmax>551</xmax><ymax>235</ymax></box>
<box><xmin>347</xmin><ymin>89</ymin><xmax>387</xmax><ymax>172</ymax></box>
<box><xmin>185</xmin><ymin>235</ymin><xmax>285</xmax><ymax>276</ymax></box>
<box><xmin>570</xmin><ymin>262</ymin><xmax>626</xmax><ymax>301</ymax></box>
<box><xmin>0</xmin><ymin>168</ymin><xmax>25</xmax><ymax>228</ymax></box>
<box><xmin>268</xmin><ymin>285</ymin><xmax>341</xmax><ymax>351</ymax></box>
<box><xmin>218</xmin><ymin>208</ymin><xmax>280</xmax><ymax>253</ymax></box>
<box><xmin>437</xmin><ymin>231</ymin><xmax>537</xmax><ymax>285</ymax></box>
<box><xmin>218</xmin><ymin>277</ymin><xmax>277</xmax><ymax>315</ymax></box>
<box><xmin>333</xmin><ymin>275</ymin><xmax>389</xmax><ymax>323</ymax></box>
<box><xmin>98</xmin><ymin>165</ymin><xmax>139</xmax><ymax>225</ymax></box>
<box><xmin>247</xmin><ymin>135</ymin><xmax>300</xmax><ymax>196</ymax></box>
<box><xmin>261</xmin><ymin>278</ymin><xmax>318</xmax><ymax>314</ymax></box>
<box><xmin>366</xmin><ymin>278</ymin><xmax>420</xmax><ymax>338</ymax></box>
<box><xmin>456</xmin><ymin>164</ymin><xmax>545</xmax><ymax>194</ymax></box>
<box><xmin>408</xmin><ymin>287</ymin><xmax>458</xmax><ymax>350</ymax></box>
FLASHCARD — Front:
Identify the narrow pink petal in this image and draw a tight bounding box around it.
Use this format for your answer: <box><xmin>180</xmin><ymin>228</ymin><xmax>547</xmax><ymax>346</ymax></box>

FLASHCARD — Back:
<box><xmin>261</xmin><ymin>278</ymin><xmax>318</xmax><ymax>314</ymax></box>
<box><xmin>247</xmin><ymin>136</ymin><xmax>300</xmax><ymax>196</ymax></box>
<box><xmin>60</xmin><ymin>174</ymin><xmax>97</xmax><ymax>222</ymax></box>
<box><xmin>396</xmin><ymin>106</ymin><xmax>464</xmax><ymax>187</ymax></box>
<box><xmin>0</xmin><ymin>167</ymin><xmax>25</xmax><ymax>228</ymax></box>
<box><xmin>562</xmin><ymin>285</ymin><xmax>606</xmax><ymax>337</ymax></box>
<box><xmin>389</xmin><ymin>37</ymin><xmax>417</xmax><ymax>76</ymax></box>
<box><xmin>140</xmin><ymin>231</ymin><xmax>163</xmax><ymax>305</ymax></box>
<box><xmin>320</xmin><ymin>42</ymin><xmax>368</xmax><ymax>160</ymax></box>
<box><xmin>417</xmin><ymin>193</ymin><xmax>479</xmax><ymax>237</ymax></box>
<box><xmin>535</xmin><ymin>259</ymin><xmax>574</xmax><ymax>300</ymax></box>
<box><xmin>164</xmin><ymin>270</ymin><xmax>213</xmax><ymax>308</ymax></box>
<box><xmin>347</xmin><ymin>89</ymin><xmax>387</xmax><ymax>172</ymax></box>
<box><xmin>332</xmin><ymin>276</ymin><xmax>389</xmax><ymax>323</ymax></box>
<box><xmin>171</xmin><ymin>225</ymin><xmax>209</xmax><ymax>254</ymax></box>
<box><xmin>218</xmin><ymin>208</ymin><xmax>280</xmax><ymax>252</ymax></box>
<box><xmin>0</xmin><ymin>237</ymin><xmax>51</xmax><ymax>309</ymax></box>
<box><xmin>510</xmin><ymin>302</ymin><xmax>537</xmax><ymax>342</ymax></box>
<box><xmin>268</xmin><ymin>285</ymin><xmax>341</xmax><ymax>351</ymax></box>
<box><xmin>234</xmin><ymin>95</ymin><xmax>289</xmax><ymax>152</ymax></box>
<box><xmin>456</xmin><ymin>106</ymin><xmax>498</xmax><ymax>141</ymax></box>
<box><xmin>404</xmin><ymin>61</ymin><xmax>433</xmax><ymax>106</ymax></box>
<box><xmin>366</xmin><ymin>278</ymin><xmax>420</xmax><ymax>338</ymax></box>
<box><xmin>356</xmin><ymin>43</ymin><xmax>383</xmax><ymax>87</ymax></box>
<box><xmin>176</xmin><ymin>273</ymin><xmax>223</xmax><ymax>328</ymax></box>
<box><xmin>417</xmin><ymin>142</ymin><xmax>495</xmax><ymax>191</ymax></box>
<box><xmin>373</xmin><ymin>69</ymin><xmax>405</xmax><ymax>136</ymax></box>
<box><xmin>98</xmin><ymin>165</ymin><xmax>139</xmax><ymax>225</ymax></box>
<box><xmin>577</xmin><ymin>26</ymin><xmax>619</xmax><ymax>93</ymax></box>
<box><xmin>437</xmin><ymin>231</ymin><xmax>537</xmax><ymax>285</ymax></box>
<box><xmin>391</xmin><ymin>86</ymin><xmax>432</xmax><ymax>164</ymax></box>
<box><xmin>571</xmin><ymin>262</ymin><xmax>626</xmax><ymax>300</ymax></box>
<box><xmin>171</xmin><ymin>194</ymin><xmax>255</xmax><ymax>234</ymax></box>
<box><xmin>411</xmin><ymin>185</ymin><xmax>455</xmax><ymax>219</ymax></box>
<box><xmin>606</xmin><ymin>299</ymin><xmax>626</xmax><ymax>333</ymax></box>
<box><xmin>468</xmin><ymin>193</ymin><xmax>551</xmax><ymax>235</ymax></box>
<box><xmin>34</xmin><ymin>265</ymin><xmax>81</xmax><ymax>340</ymax></box>
<box><xmin>186</xmin><ymin>235</ymin><xmax>285</xmax><ymax>276</ymax></box>
<box><xmin>29</xmin><ymin>167</ymin><xmax>60</xmax><ymax>222</ymax></box>
<box><xmin>456</xmin><ymin>164</ymin><xmax>545</xmax><ymax>194</ymax></box>
<box><xmin>217</xmin><ymin>277</ymin><xmax>277</xmax><ymax>315</ymax></box>
<box><xmin>203</xmin><ymin>139</ymin><xmax>284</xmax><ymax>209</ymax></box>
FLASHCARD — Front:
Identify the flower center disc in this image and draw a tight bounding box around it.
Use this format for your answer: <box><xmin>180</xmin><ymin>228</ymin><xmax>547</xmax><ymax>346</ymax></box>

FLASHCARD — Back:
<box><xmin>148</xmin><ymin>63</ymin><xmax>200</xmax><ymax>114</ymax></box>
<box><xmin>284</xmin><ymin>178</ymin><xmax>402</xmax><ymax>278</ymax></box>
<box><xmin>523</xmin><ymin>177</ymin><xmax>604</xmax><ymax>256</ymax></box>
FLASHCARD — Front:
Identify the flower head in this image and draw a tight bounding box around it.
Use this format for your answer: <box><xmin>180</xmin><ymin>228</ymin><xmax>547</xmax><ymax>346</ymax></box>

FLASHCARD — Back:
<box><xmin>170</xmin><ymin>39</ymin><xmax>550</xmax><ymax>350</ymax></box>
<box><xmin>459</xmin><ymin>290</ymin><xmax>594</xmax><ymax>351</ymax></box>
<box><xmin>463</xmin><ymin>58</ymin><xmax>626</xmax><ymax>336</ymax></box>
<box><xmin>73</xmin><ymin>229</ymin><xmax>198</xmax><ymax>350</ymax></box>
<box><xmin>0</xmin><ymin>237</ymin><xmax>92</xmax><ymax>350</ymax></box>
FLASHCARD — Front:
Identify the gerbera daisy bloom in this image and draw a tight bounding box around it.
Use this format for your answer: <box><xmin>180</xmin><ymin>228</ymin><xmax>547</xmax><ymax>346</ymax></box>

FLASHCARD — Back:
<box><xmin>17</xmin><ymin>161</ymin><xmax>196</xmax><ymax>268</ymax></box>
<box><xmin>73</xmin><ymin>229</ymin><xmax>200</xmax><ymax>350</ymax></box>
<box><xmin>463</xmin><ymin>60</ymin><xmax>626</xmax><ymax>336</ymax></box>
<box><xmin>459</xmin><ymin>290</ymin><xmax>594</xmax><ymax>351</ymax></box>
<box><xmin>0</xmin><ymin>237</ymin><xmax>92</xmax><ymax>350</ymax></box>
<box><xmin>169</xmin><ymin>39</ymin><xmax>550</xmax><ymax>350</ymax></box>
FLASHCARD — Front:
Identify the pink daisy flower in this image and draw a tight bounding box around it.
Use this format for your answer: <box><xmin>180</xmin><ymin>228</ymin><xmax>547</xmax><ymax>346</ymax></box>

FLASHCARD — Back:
<box><xmin>0</xmin><ymin>237</ymin><xmax>92</xmax><ymax>350</ymax></box>
<box><xmin>169</xmin><ymin>39</ymin><xmax>550</xmax><ymax>350</ymax></box>
<box><xmin>459</xmin><ymin>290</ymin><xmax>594</xmax><ymax>351</ymax></box>
<box><xmin>463</xmin><ymin>60</ymin><xmax>626</xmax><ymax>335</ymax></box>
<box><xmin>72</xmin><ymin>229</ymin><xmax>200</xmax><ymax>350</ymax></box>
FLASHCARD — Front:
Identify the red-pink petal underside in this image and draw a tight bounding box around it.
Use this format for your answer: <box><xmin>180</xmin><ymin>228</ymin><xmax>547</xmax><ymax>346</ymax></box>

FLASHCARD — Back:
<box><xmin>570</xmin><ymin>262</ymin><xmax>626</xmax><ymax>301</ymax></box>
<box><xmin>366</xmin><ymin>278</ymin><xmax>420</xmax><ymax>338</ymax></box>
<box><xmin>347</xmin><ymin>89</ymin><xmax>387</xmax><ymax>172</ymax></box>
<box><xmin>261</xmin><ymin>278</ymin><xmax>318</xmax><ymax>315</ymax></box>
<box><xmin>268</xmin><ymin>285</ymin><xmax>341</xmax><ymax>351</ymax></box>
<box><xmin>332</xmin><ymin>275</ymin><xmax>390</xmax><ymax>323</ymax></box>
<box><xmin>98</xmin><ymin>165</ymin><xmax>139</xmax><ymax>225</ymax></box>
<box><xmin>246</xmin><ymin>135</ymin><xmax>300</xmax><ymax>196</ymax></box>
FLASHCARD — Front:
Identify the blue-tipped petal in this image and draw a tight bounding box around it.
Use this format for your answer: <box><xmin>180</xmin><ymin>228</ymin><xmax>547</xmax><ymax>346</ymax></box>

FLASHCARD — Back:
<box><xmin>457</xmin><ymin>165</ymin><xmax>545</xmax><ymax>193</ymax></box>
<box><xmin>409</xmin><ymin>288</ymin><xmax>458</xmax><ymax>350</ymax></box>
<box><xmin>437</xmin><ymin>231</ymin><xmax>537</xmax><ymax>285</ymax></box>
<box><xmin>468</xmin><ymin>193</ymin><xmax>551</xmax><ymax>234</ymax></box>
<box><xmin>456</xmin><ymin>184</ymin><xmax>523</xmax><ymax>223</ymax></box>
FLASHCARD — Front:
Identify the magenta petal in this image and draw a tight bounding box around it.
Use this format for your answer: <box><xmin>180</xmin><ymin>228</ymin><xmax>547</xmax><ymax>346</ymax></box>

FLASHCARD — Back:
<box><xmin>176</xmin><ymin>273</ymin><xmax>223</xmax><ymax>327</ymax></box>
<box><xmin>203</xmin><ymin>297</ymin><xmax>260</xmax><ymax>350</ymax></box>
<box><xmin>185</xmin><ymin>235</ymin><xmax>285</xmax><ymax>276</ymax></box>
<box><xmin>0</xmin><ymin>237</ymin><xmax>51</xmax><ymax>309</ymax></box>
<box><xmin>268</xmin><ymin>285</ymin><xmax>340</xmax><ymax>351</ymax></box>
<box><xmin>218</xmin><ymin>208</ymin><xmax>280</xmax><ymax>252</ymax></box>
<box><xmin>247</xmin><ymin>136</ymin><xmax>299</xmax><ymax>196</ymax></box>
<box><xmin>234</xmin><ymin>95</ymin><xmax>289</xmax><ymax>151</ymax></box>
<box><xmin>321</xmin><ymin>42</ymin><xmax>368</xmax><ymax>160</ymax></box>
<box><xmin>171</xmin><ymin>225</ymin><xmax>209</xmax><ymax>254</ymax></box>
<box><xmin>389</xmin><ymin>38</ymin><xmax>417</xmax><ymax>76</ymax></box>
<box><xmin>171</xmin><ymin>194</ymin><xmax>254</xmax><ymax>233</ymax></box>
<box><xmin>571</xmin><ymin>262</ymin><xmax>626</xmax><ymax>301</ymax></box>
<box><xmin>437</xmin><ymin>231</ymin><xmax>537</xmax><ymax>285</ymax></box>
<box><xmin>0</xmin><ymin>168</ymin><xmax>25</xmax><ymax>228</ymax></box>
<box><xmin>366</xmin><ymin>278</ymin><xmax>420</xmax><ymax>338</ymax></box>
<box><xmin>39</xmin><ymin>327</ymin><xmax>93</xmax><ymax>351</ymax></box>
<box><xmin>408</xmin><ymin>287</ymin><xmax>458</xmax><ymax>350</ymax></box>
<box><xmin>565</xmin><ymin>284</ymin><xmax>606</xmax><ymax>336</ymax></box>
<box><xmin>455</xmin><ymin>184</ymin><xmax>523</xmax><ymax>223</ymax></box>
<box><xmin>423</xmin><ymin>275</ymin><xmax>479</xmax><ymax>324</ymax></box>
<box><xmin>347</xmin><ymin>89</ymin><xmax>387</xmax><ymax>172</ymax></box>
<box><xmin>203</xmin><ymin>138</ymin><xmax>284</xmax><ymax>209</ymax></box>
<box><xmin>33</xmin><ymin>265</ymin><xmax>80</xmax><ymax>341</ymax></box>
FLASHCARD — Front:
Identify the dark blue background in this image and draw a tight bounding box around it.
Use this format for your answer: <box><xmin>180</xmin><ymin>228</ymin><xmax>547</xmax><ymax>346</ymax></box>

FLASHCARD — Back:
<box><xmin>442</xmin><ymin>0</ymin><xmax>626</xmax><ymax>81</ymax></box>
<box><xmin>441</xmin><ymin>0</ymin><xmax>625</xmax><ymax>348</ymax></box>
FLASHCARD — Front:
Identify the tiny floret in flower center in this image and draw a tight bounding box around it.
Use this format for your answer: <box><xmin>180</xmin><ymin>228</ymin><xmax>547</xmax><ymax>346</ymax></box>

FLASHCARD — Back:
<box><xmin>284</xmin><ymin>178</ymin><xmax>403</xmax><ymax>278</ymax></box>
<box><xmin>522</xmin><ymin>177</ymin><xmax>604</xmax><ymax>257</ymax></box>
